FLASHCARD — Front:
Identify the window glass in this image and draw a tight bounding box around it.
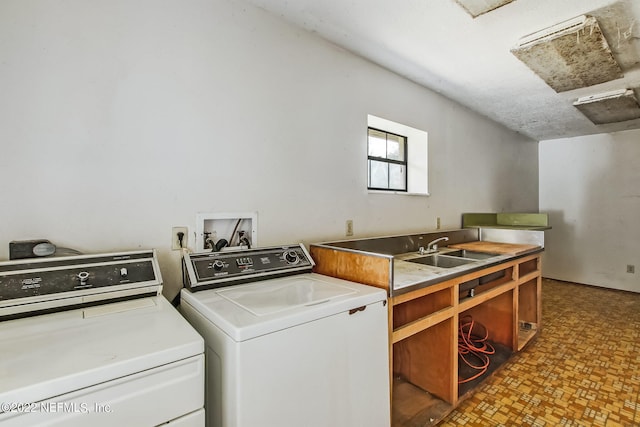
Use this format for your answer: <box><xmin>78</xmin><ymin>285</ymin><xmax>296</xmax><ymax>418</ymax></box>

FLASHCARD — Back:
<box><xmin>389</xmin><ymin>164</ymin><xmax>406</xmax><ymax>190</ymax></box>
<box><xmin>369</xmin><ymin>160</ymin><xmax>389</xmax><ymax>189</ymax></box>
<box><xmin>368</xmin><ymin>129</ymin><xmax>387</xmax><ymax>158</ymax></box>
<box><xmin>386</xmin><ymin>133</ymin><xmax>404</xmax><ymax>161</ymax></box>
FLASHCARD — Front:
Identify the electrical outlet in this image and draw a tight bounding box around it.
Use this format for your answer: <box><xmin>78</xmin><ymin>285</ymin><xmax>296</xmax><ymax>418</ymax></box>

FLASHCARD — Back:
<box><xmin>346</xmin><ymin>220</ymin><xmax>354</xmax><ymax>237</ymax></box>
<box><xmin>436</xmin><ymin>217</ymin><xmax>441</xmax><ymax>230</ymax></box>
<box><xmin>627</xmin><ymin>264</ymin><xmax>635</xmax><ymax>274</ymax></box>
<box><xmin>172</xmin><ymin>226</ymin><xmax>188</xmax><ymax>250</ymax></box>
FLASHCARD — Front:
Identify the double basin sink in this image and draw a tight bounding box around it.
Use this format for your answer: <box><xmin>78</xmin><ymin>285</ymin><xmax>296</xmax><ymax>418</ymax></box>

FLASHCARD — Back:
<box><xmin>406</xmin><ymin>249</ymin><xmax>499</xmax><ymax>269</ymax></box>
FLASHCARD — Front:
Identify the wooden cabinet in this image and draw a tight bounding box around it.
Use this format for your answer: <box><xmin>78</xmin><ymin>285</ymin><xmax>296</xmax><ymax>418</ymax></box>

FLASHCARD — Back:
<box><xmin>310</xmin><ymin>244</ymin><xmax>542</xmax><ymax>426</ymax></box>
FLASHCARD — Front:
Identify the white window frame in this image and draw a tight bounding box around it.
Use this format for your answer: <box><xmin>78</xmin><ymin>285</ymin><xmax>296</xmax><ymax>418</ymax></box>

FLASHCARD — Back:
<box><xmin>367</xmin><ymin>114</ymin><xmax>429</xmax><ymax>196</ymax></box>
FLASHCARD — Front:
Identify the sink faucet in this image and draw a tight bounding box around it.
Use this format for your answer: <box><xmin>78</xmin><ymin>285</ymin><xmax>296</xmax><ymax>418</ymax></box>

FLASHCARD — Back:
<box><xmin>420</xmin><ymin>237</ymin><xmax>449</xmax><ymax>254</ymax></box>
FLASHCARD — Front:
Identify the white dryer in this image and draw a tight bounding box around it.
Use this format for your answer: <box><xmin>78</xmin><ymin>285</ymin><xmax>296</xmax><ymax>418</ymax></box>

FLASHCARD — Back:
<box><xmin>0</xmin><ymin>250</ymin><xmax>205</xmax><ymax>426</ymax></box>
<box><xmin>180</xmin><ymin>244</ymin><xmax>390</xmax><ymax>427</ymax></box>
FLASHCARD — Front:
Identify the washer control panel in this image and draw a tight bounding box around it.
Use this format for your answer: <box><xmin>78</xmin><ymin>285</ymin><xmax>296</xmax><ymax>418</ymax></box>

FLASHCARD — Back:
<box><xmin>183</xmin><ymin>244</ymin><xmax>314</xmax><ymax>291</ymax></box>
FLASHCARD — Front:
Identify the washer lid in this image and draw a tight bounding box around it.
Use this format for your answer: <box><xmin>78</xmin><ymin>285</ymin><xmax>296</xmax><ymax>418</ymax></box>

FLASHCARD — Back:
<box><xmin>217</xmin><ymin>276</ymin><xmax>356</xmax><ymax>316</ymax></box>
<box><xmin>180</xmin><ymin>273</ymin><xmax>387</xmax><ymax>342</ymax></box>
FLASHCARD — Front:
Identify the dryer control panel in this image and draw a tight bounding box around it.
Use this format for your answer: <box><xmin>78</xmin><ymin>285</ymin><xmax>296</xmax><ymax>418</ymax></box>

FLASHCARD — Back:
<box><xmin>183</xmin><ymin>244</ymin><xmax>315</xmax><ymax>291</ymax></box>
<box><xmin>0</xmin><ymin>250</ymin><xmax>162</xmax><ymax>320</ymax></box>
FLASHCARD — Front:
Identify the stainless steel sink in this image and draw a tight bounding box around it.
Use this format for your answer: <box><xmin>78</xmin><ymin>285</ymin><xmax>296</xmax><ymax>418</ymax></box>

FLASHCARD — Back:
<box><xmin>443</xmin><ymin>250</ymin><xmax>499</xmax><ymax>260</ymax></box>
<box><xmin>406</xmin><ymin>254</ymin><xmax>476</xmax><ymax>268</ymax></box>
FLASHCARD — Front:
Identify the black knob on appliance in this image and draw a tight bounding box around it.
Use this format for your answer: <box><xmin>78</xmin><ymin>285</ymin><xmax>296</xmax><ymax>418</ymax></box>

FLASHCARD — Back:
<box><xmin>284</xmin><ymin>250</ymin><xmax>299</xmax><ymax>264</ymax></box>
<box><xmin>213</xmin><ymin>260</ymin><xmax>225</xmax><ymax>271</ymax></box>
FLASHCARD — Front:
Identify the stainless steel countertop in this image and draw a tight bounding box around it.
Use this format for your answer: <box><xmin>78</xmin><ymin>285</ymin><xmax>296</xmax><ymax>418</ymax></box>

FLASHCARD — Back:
<box><xmin>390</xmin><ymin>247</ymin><xmax>543</xmax><ymax>297</ymax></box>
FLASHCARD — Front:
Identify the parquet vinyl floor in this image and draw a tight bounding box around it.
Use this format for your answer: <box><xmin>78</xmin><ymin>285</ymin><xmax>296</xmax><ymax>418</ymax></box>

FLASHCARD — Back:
<box><xmin>441</xmin><ymin>278</ymin><xmax>640</xmax><ymax>426</ymax></box>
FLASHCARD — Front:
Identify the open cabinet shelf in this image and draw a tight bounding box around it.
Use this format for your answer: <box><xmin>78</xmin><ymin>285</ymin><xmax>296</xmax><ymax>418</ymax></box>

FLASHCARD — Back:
<box><xmin>389</xmin><ymin>253</ymin><xmax>542</xmax><ymax>426</ymax></box>
<box><xmin>310</xmin><ymin>242</ymin><xmax>543</xmax><ymax>427</ymax></box>
<box><xmin>458</xmin><ymin>341</ymin><xmax>512</xmax><ymax>398</ymax></box>
<box><xmin>392</xmin><ymin>377</ymin><xmax>453</xmax><ymax>427</ymax></box>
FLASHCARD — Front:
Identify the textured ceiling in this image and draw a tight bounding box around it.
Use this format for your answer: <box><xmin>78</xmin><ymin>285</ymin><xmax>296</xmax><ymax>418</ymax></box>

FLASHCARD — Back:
<box><xmin>243</xmin><ymin>0</ymin><xmax>640</xmax><ymax>141</ymax></box>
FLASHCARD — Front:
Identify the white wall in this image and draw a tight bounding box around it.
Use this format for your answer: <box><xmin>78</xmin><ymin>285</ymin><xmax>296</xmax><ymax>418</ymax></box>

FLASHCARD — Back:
<box><xmin>0</xmin><ymin>0</ymin><xmax>538</xmax><ymax>299</ymax></box>
<box><xmin>540</xmin><ymin>130</ymin><xmax>640</xmax><ymax>292</ymax></box>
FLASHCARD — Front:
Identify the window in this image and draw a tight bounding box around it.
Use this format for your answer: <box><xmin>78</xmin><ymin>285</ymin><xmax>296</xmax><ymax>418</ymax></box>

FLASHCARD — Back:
<box><xmin>367</xmin><ymin>115</ymin><xmax>429</xmax><ymax>195</ymax></box>
<box><xmin>368</xmin><ymin>128</ymin><xmax>408</xmax><ymax>191</ymax></box>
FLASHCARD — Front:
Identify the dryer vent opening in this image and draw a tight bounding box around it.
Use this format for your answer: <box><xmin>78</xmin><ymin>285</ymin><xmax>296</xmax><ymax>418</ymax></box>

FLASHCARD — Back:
<box><xmin>511</xmin><ymin>15</ymin><xmax>623</xmax><ymax>92</ymax></box>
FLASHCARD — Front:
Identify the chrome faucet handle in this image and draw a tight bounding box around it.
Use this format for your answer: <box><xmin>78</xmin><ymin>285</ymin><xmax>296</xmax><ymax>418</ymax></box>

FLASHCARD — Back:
<box><xmin>425</xmin><ymin>236</ymin><xmax>449</xmax><ymax>253</ymax></box>
<box><xmin>418</xmin><ymin>246</ymin><xmax>425</xmax><ymax>255</ymax></box>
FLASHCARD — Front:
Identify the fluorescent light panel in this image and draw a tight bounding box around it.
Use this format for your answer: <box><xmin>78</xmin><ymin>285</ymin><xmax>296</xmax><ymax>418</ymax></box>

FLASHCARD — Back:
<box><xmin>511</xmin><ymin>15</ymin><xmax>623</xmax><ymax>92</ymax></box>
<box><xmin>454</xmin><ymin>0</ymin><xmax>514</xmax><ymax>18</ymax></box>
<box><xmin>574</xmin><ymin>89</ymin><xmax>640</xmax><ymax>124</ymax></box>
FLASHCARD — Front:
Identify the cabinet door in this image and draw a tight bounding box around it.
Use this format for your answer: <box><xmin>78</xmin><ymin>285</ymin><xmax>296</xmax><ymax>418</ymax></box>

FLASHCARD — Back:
<box><xmin>238</xmin><ymin>301</ymin><xmax>390</xmax><ymax>427</ymax></box>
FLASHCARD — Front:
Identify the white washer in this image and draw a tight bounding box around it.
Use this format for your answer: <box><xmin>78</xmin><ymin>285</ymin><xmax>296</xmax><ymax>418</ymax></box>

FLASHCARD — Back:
<box><xmin>0</xmin><ymin>250</ymin><xmax>205</xmax><ymax>426</ymax></box>
<box><xmin>180</xmin><ymin>244</ymin><xmax>390</xmax><ymax>427</ymax></box>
